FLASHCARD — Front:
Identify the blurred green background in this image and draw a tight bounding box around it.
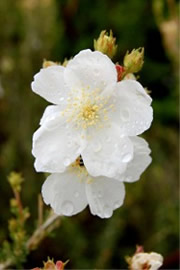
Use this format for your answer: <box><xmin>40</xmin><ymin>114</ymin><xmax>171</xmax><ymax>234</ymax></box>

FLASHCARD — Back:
<box><xmin>0</xmin><ymin>0</ymin><xmax>179</xmax><ymax>269</ymax></box>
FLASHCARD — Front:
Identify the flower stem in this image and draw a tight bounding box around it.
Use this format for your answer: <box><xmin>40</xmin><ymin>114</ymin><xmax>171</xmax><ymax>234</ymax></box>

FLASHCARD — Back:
<box><xmin>0</xmin><ymin>212</ymin><xmax>60</xmax><ymax>270</ymax></box>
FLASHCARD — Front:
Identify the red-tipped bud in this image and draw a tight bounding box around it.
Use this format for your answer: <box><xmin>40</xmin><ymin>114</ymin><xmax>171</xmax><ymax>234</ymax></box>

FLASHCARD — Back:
<box><xmin>116</xmin><ymin>64</ymin><xmax>125</xmax><ymax>81</ymax></box>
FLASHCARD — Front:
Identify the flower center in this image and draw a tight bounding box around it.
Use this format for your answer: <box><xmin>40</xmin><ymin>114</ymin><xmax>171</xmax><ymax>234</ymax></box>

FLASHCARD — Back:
<box><xmin>62</xmin><ymin>87</ymin><xmax>114</xmax><ymax>130</ymax></box>
<box><xmin>79</xmin><ymin>104</ymin><xmax>99</xmax><ymax>127</ymax></box>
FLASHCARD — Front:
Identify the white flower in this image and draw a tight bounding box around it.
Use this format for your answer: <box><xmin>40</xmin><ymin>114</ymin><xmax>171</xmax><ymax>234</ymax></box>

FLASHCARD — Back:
<box><xmin>41</xmin><ymin>136</ymin><xmax>151</xmax><ymax>218</ymax></box>
<box><xmin>31</xmin><ymin>49</ymin><xmax>153</xmax><ymax>179</ymax></box>
<box><xmin>130</xmin><ymin>252</ymin><xmax>163</xmax><ymax>270</ymax></box>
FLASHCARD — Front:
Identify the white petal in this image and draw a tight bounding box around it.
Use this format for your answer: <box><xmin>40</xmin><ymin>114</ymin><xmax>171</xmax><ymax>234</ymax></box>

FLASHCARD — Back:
<box><xmin>120</xmin><ymin>136</ymin><xmax>152</xmax><ymax>182</ymax></box>
<box><xmin>112</xmin><ymin>80</ymin><xmax>153</xmax><ymax>136</ymax></box>
<box><xmin>40</xmin><ymin>105</ymin><xmax>63</xmax><ymax>126</ymax></box>
<box><xmin>42</xmin><ymin>172</ymin><xmax>88</xmax><ymax>216</ymax></box>
<box><xmin>82</xmin><ymin>124</ymin><xmax>133</xmax><ymax>178</ymax></box>
<box><xmin>32</xmin><ymin>116</ymin><xmax>84</xmax><ymax>173</ymax></box>
<box><xmin>64</xmin><ymin>49</ymin><xmax>117</xmax><ymax>92</ymax></box>
<box><xmin>86</xmin><ymin>176</ymin><xmax>125</xmax><ymax>218</ymax></box>
<box><xmin>31</xmin><ymin>65</ymin><xmax>69</xmax><ymax>104</ymax></box>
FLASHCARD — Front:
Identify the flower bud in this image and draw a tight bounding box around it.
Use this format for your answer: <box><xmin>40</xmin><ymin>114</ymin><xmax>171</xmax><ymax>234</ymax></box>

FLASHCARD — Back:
<box><xmin>94</xmin><ymin>30</ymin><xmax>118</xmax><ymax>59</ymax></box>
<box><xmin>8</xmin><ymin>218</ymin><xmax>17</xmax><ymax>232</ymax></box>
<box><xmin>123</xmin><ymin>73</ymin><xmax>136</xmax><ymax>80</ymax></box>
<box><xmin>115</xmin><ymin>64</ymin><xmax>125</xmax><ymax>81</ymax></box>
<box><xmin>127</xmin><ymin>246</ymin><xmax>163</xmax><ymax>270</ymax></box>
<box><xmin>43</xmin><ymin>60</ymin><xmax>58</xmax><ymax>68</ymax></box>
<box><xmin>123</xmin><ymin>47</ymin><xmax>144</xmax><ymax>73</ymax></box>
<box><xmin>55</xmin><ymin>260</ymin><xmax>69</xmax><ymax>270</ymax></box>
<box><xmin>8</xmin><ymin>172</ymin><xmax>24</xmax><ymax>192</ymax></box>
<box><xmin>10</xmin><ymin>198</ymin><xmax>18</xmax><ymax>208</ymax></box>
<box><xmin>32</xmin><ymin>258</ymin><xmax>69</xmax><ymax>270</ymax></box>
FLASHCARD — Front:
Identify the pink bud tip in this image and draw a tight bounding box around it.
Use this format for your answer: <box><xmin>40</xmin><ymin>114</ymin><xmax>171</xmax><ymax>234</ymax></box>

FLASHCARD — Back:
<box><xmin>116</xmin><ymin>64</ymin><xmax>125</xmax><ymax>81</ymax></box>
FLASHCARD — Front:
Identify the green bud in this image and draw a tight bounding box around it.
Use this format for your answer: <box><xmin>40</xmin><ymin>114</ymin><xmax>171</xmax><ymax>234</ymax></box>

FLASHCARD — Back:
<box><xmin>94</xmin><ymin>30</ymin><xmax>118</xmax><ymax>59</ymax></box>
<box><xmin>123</xmin><ymin>47</ymin><xmax>144</xmax><ymax>73</ymax></box>
<box><xmin>8</xmin><ymin>172</ymin><xmax>24</xmax><ymax>192</ymax></box>
<box><xmin>10</xmin><ymin>198</ymin><xmax>18</xmax><ymax>208</ymax></box>
<box><xmin>8</xmin><ymin>218</ymin><xmax>18</xmax><ymax>232</ymax></box>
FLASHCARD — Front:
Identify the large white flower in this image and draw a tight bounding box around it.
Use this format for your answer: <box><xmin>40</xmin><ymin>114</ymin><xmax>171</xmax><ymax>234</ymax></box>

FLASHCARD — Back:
<box><xmin>32</xmin><ymin>49</ymin><xmax>153</xmax><ymax>179</ymax></box>
<box><xmin>41</xmin><ymin>136</ymin><xmax>151</xmax><ymax>218</ymax></box>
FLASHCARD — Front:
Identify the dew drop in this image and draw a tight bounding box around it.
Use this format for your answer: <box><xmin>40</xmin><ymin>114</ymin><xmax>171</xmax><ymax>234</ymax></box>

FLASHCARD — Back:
<box><xmin>94</xmin><ymin>68</ymin><xmax>99</xmax><ymax>76</ymax></box>
<box><xmin>97</xmin><ymin>191</ymin><xmax>102</xmax><ymax>198</ymax></box>
<box><xmin>120</xmin><ymin>109</ymin><xmax>130</xmax><ymax>121</ymax></box>
<box><xmin>103</xmin><ymin>205</ymin><xmax>112</xmax><ymax>218</ymax></box>
<box><xmin>106</xmin><ymin>137</ymin><xmax>111</xmax><ymax>143</ymax></box>
<box><xmin>64</xmin><ymin>158</ymin><xmax>71</xmax><ymax>166</ymax></box>
<box><xmin>122</xmin><ymin>153</ymin><xmax>132</xmax><ymax>163</ymax></box>
<box><xmin>114</xmin><ymin>143</ymin><xmax>118</xmax><ymax>148</ymax></box>
<box><xmin>74</xmin><ymin>191</ymin><xmax>79</xmax><ymax>198</ymax></box>
<box><xmin>125</xmin><ymin>176</ymin><xmax>132</xmax><ymax>182</ymax></box>
<box><xmin>93</xmin><ymin>142</ymin><xmax>102</xmax><ymax>153</ymax></box>
<box><xmin>123</xmin><ymin>144</ymin><xmax>127</xmax><ymax>149</ymax></box>
<box><xmin>67</xmin><ymin>140</ymin><xmax>73</xmax><ymax>148</ymax></box>
<box><xmin>60</xmin><ymin>97</ymin><xmax>64</xmax><ymax>101</ymax></box>
<box><xmin>62</xmin><ymin>201</ymin><xmax>74</xmax><ymax>215</ymax></box>
<box><xmin>114</xmin><ymin>201</ymin><xmax>121</xmax><ymax>209</ymax></box>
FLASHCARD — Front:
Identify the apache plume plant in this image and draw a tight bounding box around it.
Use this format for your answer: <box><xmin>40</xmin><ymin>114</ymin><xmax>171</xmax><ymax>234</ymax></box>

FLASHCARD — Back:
<box><xmin>31</xmin><ymin>30</ymin><xmax>153</xmax><ymax>218</ymax></box>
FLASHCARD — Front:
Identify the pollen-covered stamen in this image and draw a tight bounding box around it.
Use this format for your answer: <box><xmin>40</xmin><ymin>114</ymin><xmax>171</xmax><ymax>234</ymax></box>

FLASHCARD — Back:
<box><xmin>62</xmin><ymin>86</ymin><xmax>114</xmax><ymax>130</ymax></box>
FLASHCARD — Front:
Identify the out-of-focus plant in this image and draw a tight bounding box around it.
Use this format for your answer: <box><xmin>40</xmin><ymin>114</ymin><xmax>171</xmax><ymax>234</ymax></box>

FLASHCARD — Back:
<box><xmin>32</xmin><ymin>258</ymin><xmax>69</xmax><ymax>270</ymax></box>
<box><xmin>0</xmin><ymin>172</ymin><xmax>61</xmax><ymax>270</ymax></box>
<box><xmin>153</xmin><ymin>0</ymin><xmax>179</xmax><ymax>69</ymax></box>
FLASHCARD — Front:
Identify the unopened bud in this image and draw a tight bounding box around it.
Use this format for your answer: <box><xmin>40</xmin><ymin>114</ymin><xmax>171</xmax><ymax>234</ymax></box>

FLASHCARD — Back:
<box><xmin>10</xmin><ymin>198</ymin><xmax>18</xmax><ymax>208</ymax></box>
<box><xmin>43</xmin><ymin>60</ymin><xmax>58</xmax><ymax>68</ymax></box>
<box><xmin>123</xmin><ymin>47</ymin><xmax>144</xmax><ymax>73</ymax></box>
<box><xmin>8</xmin><ymin>172</ymin><xmax>24</xmax><ymax>192</ymax></box>
<box><xmin>56</xmin><ymin>260</ymin><xmax>69</xmax><ymax>270</ymax></box>
<box><xmin>32</xmin><ymin>258</ymin><xmax>69</xmax><ymax>270</ymax></box>
<box><xmin>8</xmin><ymin>218</ymin><xmax>17</xmax><ymax>232</ymax></box>
<box><xmin>94</xmin><ymin>30</ymin><xmax>118</xmax><ymax>59</ymax></box>
<box><xmin>61</xmin><ymin>58</ymin><xmax>70</xmax><ymax>67</ymax></box>
<box><xmin>115</xmin><ymin>64</ymin><xmax>125</xmax><ymax>81</ymax></box>
<box><xmin>123</xmin><ymin>73</ymin><xmax>136</xmax><ymax>80</ymax></box>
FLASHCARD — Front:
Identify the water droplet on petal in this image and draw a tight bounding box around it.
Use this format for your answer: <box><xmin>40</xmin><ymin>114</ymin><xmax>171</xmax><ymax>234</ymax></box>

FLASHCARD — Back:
<box><xmin>106</xmin><ymin>137</ymin><xmax>111</xmax><ymax>143</ymax></box>
<box><xmin>60</xmin><ymin>97</ymin><xmax>64</xmax><ymax>101</ymax></box>
<box><xmin>67</xmin><ymin>140</ymin><xmax>73</xmax><ymax>148</ymax></box>
<box><xmin>121</xmin><ymin>109</ymin><xmax>130</xmax><ymax>121</ymax></box>
<box><xmin>123</xmin><ymin>144</ymin><xmax>127</xmax><ymax>149</ymax></box>
<box><xmin>61</xmin><ymin>201</ymin><xmax>74</xmax><ymax>215</ymax></box>
<box><xmin>97</xmin><ymin>191</ymin><xmax>102</xmax><ymax>198</ymax></box>
<box><xmin>114</xmin><ymin>201</ymin><xmax>121</xmax><ymax>209</ymax></box>
<box><xmin>122</xmin><ymin>153</ymin><xmax>132</xmax><ymax>163</ymax></box>
<box><xmin>125</xmin><ymin>176</ymin><xmax>132</xmax><ymax>182</ymax></box>
<box><xmin>74</xmin><ymin>191</ymin><xmax>79</xmax><ymax>198</ymax></box>
<box><xmin>114</xmin><ymin>143</ymin><xmax>118</xmax><ymax>148</ymax></box>
<box><xmin>93</xmin><ymin>142</ymin><xmax>102</xmax><ymax>153</ymax></box>
<box><xmin>64</xmin><ymin>158</ymin><xmax>71</xmax><ymax>166</ymax></box>
<box><xmin>94</xmin><ymin>68</ymin><xmax>99</xmax><ymax>76</ymax></box>
<box><xmin>103</xmin><ymin>205</ymin><xmax>112</xmax><ymax>218</ymax></box>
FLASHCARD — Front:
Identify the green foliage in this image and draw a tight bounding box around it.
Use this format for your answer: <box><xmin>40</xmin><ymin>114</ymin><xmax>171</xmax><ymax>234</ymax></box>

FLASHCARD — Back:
<box><xmin>0</xmin><ymin>0</ymin><xmax>179</xmax><ymax>269</ymax></box>
<box><xmin>0</xmin><ymin>173</ymin><xmax>30</xmax><ymax>268</ymax></box>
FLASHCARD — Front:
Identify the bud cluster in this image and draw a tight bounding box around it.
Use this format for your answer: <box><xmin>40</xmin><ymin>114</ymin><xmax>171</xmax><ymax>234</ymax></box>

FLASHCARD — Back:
<box><xmin>94</xmin><ymin>30</ymin><xmax>118</xmax><ymax>59</ymax></box>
